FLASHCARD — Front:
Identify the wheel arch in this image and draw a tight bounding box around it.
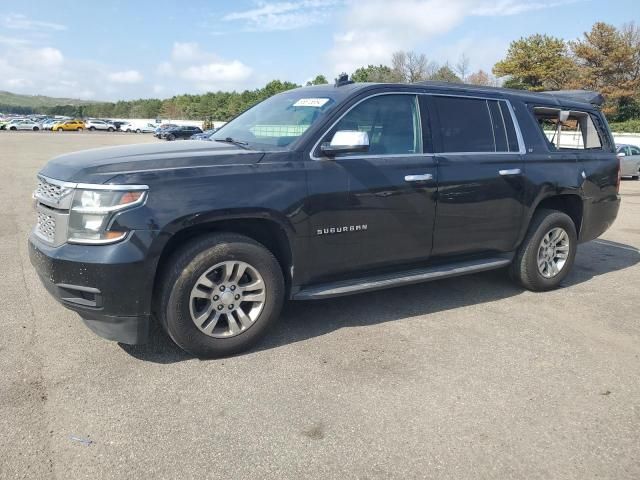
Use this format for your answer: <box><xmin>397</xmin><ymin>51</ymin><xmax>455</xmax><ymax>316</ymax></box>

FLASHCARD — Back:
<box><xmin>521</xmin><ymin>194</ymin><xmax>584</xmax><ymax>245</ymax></box>
<box><xmin>152</xmin><ymin>216</ymin><xmax>296</xmax><ymax>303</ymax></box>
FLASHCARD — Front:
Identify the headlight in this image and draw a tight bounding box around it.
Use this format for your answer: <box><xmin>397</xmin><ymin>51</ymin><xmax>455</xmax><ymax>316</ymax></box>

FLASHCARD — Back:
<box><xmin>68</xmin><ymin>188</ymin><xmax>147</xmax><ymax>244</ymax></box>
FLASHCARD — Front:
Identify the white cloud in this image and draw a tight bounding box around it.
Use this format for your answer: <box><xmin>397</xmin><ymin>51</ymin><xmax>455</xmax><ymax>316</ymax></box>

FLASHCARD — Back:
<box><xmin>326</xmin><ymin>0</ymin><xmax>581</xmax><ymax>75</ymax></box>
<box><xmin>223</xmin><ymin>0</ymin><xmax>342</xmax><ymax>31</ymax></box>
<box><xmin>108</xmin><ymin>70</ymin><xmax>144</xmax><ymax>83</ymax></box>
<box><xmin>1</xmin><ymin>13</ymin><xmax>66</xmax><ymax>31</ymax></box>
<box><xmin>158</xmin><ymin>42</ymin><xmax>254</xmax><ymax>92</ymax></box>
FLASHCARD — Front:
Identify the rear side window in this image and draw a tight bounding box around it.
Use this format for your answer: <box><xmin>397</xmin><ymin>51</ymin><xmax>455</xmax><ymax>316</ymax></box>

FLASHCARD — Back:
<box><xmin>533</xmin><ymin>107</ymin><xmax>603</xmax><ymax>150</ymax></box>
<box><xmin>630</xmin><ymin>146</ymin><xmax>640</xmax><ymax>156</ymax></box>
<box><xmin>432</xmin><ymin>96</ymin><xmax>519</xmax><ymax>153</ymax></box>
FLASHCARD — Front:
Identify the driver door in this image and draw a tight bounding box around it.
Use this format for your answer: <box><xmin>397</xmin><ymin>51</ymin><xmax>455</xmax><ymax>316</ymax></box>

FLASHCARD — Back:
<box><xmin>303</xmin><ymin>93</ymin><xmax>437</xmax><ymax>283</ymax></box>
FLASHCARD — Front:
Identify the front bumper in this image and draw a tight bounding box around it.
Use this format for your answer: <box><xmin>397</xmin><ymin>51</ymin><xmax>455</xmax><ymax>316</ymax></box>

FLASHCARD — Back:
<box><xmin>28</xmin><ymin>230</ymin><xmax>159</xmax><ymax>344</ymax></box>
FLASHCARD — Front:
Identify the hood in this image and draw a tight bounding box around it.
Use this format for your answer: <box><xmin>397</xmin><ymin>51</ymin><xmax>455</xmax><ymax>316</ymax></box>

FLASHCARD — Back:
<box><xmin>39</xmin><ymin>140</ymin><xmax>265</xmax><ymax>184</ymax></box>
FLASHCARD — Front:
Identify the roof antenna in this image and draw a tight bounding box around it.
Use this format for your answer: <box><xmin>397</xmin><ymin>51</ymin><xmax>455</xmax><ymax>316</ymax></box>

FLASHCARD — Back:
<box><xmin>334</xmin><ymin>73</ymin><xmax>354</xmax><ymax>87</ymax></box>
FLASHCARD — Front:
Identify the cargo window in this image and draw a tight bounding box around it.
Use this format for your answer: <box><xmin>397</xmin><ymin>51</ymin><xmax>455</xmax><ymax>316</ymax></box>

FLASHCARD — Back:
<box><xmin>330</xmin><ymin>94</ymin><xmax>422</xmax><ymax>156</ymax></box>
<box><xmin>533</xmin><ymin>107</ymin><xmax>602</xmax><ymax>150</ymax></box>
<box><xmin>432</xmin><ymin>96</ymin><xmax>518</xmax><ymax>153</ymax></box>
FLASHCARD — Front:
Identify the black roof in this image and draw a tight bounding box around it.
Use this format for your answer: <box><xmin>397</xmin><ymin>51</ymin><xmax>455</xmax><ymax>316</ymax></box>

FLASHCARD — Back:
<box><xmin>295</xmin><ymin>81</ymin><xmax>603</xmax><ymax>110</ymax></box>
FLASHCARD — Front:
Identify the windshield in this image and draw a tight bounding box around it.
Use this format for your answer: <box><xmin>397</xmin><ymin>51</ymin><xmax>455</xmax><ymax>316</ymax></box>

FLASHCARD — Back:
<box><xmin>212</xmin><ymin>91</ymin><xmax>337</xmax><ymax>149</ymax></box>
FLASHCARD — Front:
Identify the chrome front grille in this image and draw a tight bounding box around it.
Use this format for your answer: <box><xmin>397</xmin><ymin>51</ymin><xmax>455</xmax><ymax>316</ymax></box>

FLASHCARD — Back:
<box><xmin>36</xmin><ymin>210</ymin><xmax>56</xmax><ymax>243</ymax></box>
<box><xmin>34</xmin><ymin>176</ymin><xmax>74</xmax><ymax>209</ymax></box>
<box><xmin>36</xmin><ymin>178</ymin><xmax>65</xmax><ymax>203</ymax></box>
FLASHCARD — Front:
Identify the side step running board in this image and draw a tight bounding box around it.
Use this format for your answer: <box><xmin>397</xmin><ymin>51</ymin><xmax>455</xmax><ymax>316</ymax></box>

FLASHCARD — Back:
<box><xmin>293</xmin><ymin>257</ymin><xmax>512</xmax><ymax>300</ymax></box>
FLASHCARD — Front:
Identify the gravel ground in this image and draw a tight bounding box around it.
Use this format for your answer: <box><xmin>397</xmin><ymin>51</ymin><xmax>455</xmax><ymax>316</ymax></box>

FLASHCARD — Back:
<box><xmin>1</xmin><ymin>131</ymin><xmax>639</xmax><ymax>480</ymax></box>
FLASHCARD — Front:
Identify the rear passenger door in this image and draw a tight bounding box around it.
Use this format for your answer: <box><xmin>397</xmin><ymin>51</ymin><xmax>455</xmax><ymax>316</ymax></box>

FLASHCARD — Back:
<box><xmin>429</xmin><ymin>95</ymin><xmax>524</xmax><ymax>256</ymax></box>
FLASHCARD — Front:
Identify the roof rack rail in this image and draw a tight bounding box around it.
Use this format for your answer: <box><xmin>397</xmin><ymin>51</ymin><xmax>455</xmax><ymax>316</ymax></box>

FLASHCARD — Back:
<box><xmin>539</xmin><ymin>90</ymin><xmax>604</xmax><ymax>107</ymax></box>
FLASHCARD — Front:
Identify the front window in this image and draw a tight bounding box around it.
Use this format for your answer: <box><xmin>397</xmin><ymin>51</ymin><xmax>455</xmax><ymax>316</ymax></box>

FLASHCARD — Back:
<box><xmin>212</xmin><ymin>91</ymin><xmax>337</xmax><ymax>149</ymax></box>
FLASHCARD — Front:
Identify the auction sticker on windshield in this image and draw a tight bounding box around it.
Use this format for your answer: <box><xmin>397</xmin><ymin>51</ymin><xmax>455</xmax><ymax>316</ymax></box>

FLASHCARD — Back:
<box><xmin>293</xmin><ymin>98</ymin><xmax>330</xmax><ymax>107</ymax></box>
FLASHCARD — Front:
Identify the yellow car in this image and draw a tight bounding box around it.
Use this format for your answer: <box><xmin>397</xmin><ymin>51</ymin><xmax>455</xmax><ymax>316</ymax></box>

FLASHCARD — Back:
<box><xmin>52</xmin><ymin>120</ymin><xmax>85</xmax><ymax>131</ymax></box>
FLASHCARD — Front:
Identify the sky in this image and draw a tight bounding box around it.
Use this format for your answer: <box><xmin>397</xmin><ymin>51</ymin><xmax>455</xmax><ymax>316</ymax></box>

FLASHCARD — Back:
<box><xmin>0</xmin><ymin>0</ymin><xmax>637</xmax><ymax>101</ymax></box>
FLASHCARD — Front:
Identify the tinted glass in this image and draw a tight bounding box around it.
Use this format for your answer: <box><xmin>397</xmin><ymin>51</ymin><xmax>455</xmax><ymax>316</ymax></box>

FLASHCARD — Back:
<box><xmin>630</xmin><ymin>146</ymin><xmax>640</xmax><ymax>156</ymax></box>
<box><xmin>433</xmin><ymin>96</ymin><xmax>496</xmax><ymax>153</ymax></box>
<box><xmin>499</xmin><ymin>102</ymin><xmax>520</xmax><ymax>152</ymax></box>
<box><xmin>331</xmin><ymin>94</ymin><xmax>422</xmax><ymax>155</ymax></box>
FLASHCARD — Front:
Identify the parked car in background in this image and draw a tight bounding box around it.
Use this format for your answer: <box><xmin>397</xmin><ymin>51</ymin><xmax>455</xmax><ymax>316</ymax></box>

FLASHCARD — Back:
<box><xmin>106</xmin><ymin>121</ymin><xmax>128</xmax><ymax>131</ymax></box>
<box><xmin>124</xmin><ymin>123</ymin><xmax>157</xmax><ymax>133</ymax></box>
<box><xmin>52</xmin><ymin>120</ymin><xmax>85</xmax><ymax>132</ymax></box>
<box><xmin>6</xmin><ymin>119</ymin><xmax>41</xmax><ymax>131</ymax></box>
<box><xmin>190</xmin><ymin>128</ymin><xmax>217</xmax><ymax>140</ymax></box>
<box><xmin>616</xmin><ymin>144</ymin><xmax>640</xmax><ymax>179</ymax></box>
<box><xmin>85</xmin><ymin>119</ymin><xmax>116</xmax><ymax>132</ymax></box>
<box><xmin>41</xmin><ymin>119</ymin><xmax>58</xmax><ymax>130</ymax></box>
<box><xmin>154</xmin><ymin>124</ymin><xmax>178</xmax><ymax>138</ymax></box>
<box><xmin>164</xmin><ymin>125</ymin><xmax>203</xmax><ymax>140</ymax></box>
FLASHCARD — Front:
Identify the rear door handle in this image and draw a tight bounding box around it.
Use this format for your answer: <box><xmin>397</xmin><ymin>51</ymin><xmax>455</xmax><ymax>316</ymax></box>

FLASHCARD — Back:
<box><xmin>404</xmin><ymin>174</ymin><xmax>433</xmax><ymax>182</ymax></box>
<box><xmin>499</xmin><ymin>168</ymin><xmax>521</xmax><ymax>176</ymax></box>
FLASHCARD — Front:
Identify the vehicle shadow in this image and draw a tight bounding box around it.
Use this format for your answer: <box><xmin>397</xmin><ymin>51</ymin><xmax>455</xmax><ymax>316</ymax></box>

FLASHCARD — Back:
<box><xmin>119</xmin><ymin>239</ymin><xmax>639</xmax><ymax>364</ymax></box>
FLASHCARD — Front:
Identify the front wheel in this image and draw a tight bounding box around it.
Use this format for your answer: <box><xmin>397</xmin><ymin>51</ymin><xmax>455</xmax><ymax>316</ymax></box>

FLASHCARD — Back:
<box><xmin>157</xmin><ymin>233</ymin><xmax>285</xmax><ymax>357</ymax></box>
<box><xmin>89</xmin><ymin>126</ymin><xmax>96</xmax><ymax>131</ymax></box>
<box><xmin>136</xmin><ymin>128</ymin><xmax>141</xmax><ymax>133</ymax></box>
<box><xmin>510</xmin><ymin>209</ymin><xmax>577</xmax><ymax>291</ymax></box>
<box><xmin>166</xmin><ymin>134</ymin><xmax>175</xmax><ymax>141</ymax></box>
<box><xmin>9</xmin><ymin>126</ymin><xmax>16</xmax><ymax>131</ymax></box>
<box><xmin>108</xmin><ymin>127</ymin><xmax>114</xmax><ymax>132</ymax></box>
<box><xmin>33</xmin><ymin>126</ymin><xmax>39</xmax><ymax>131</ymax></box>
<box><xmin>77</xmin><ymin>127</ymin><xmax>83</xmax><ymax>132</ymax></box>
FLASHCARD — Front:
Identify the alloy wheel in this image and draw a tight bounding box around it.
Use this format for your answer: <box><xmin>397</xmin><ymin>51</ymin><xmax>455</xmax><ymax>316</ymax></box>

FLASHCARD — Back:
<box><xmin>189</xmin><ymin>260</ymin><xmax>266</xmax><ymax>338</ymax></box>
<box><xmin>537</xmin><ymin>227</ymin><xmax>570</xmax><ymax>278</ymax></box>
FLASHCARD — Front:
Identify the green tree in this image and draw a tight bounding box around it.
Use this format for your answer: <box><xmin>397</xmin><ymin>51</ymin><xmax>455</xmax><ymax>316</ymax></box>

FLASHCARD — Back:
<box><xmin>493</xmin><ymin>34</ymin><xmax>576</xmax><ymax>91</ymax></box>
<box><xmin>570</xmin><ymin>22</ymin><xmax>640</xmax><ymax>119</ymax></box>
<box><xmin>306</xmin><ymin>75</ymin><xmax>329</xmax><ymax>86</ymax></box>
<box><xmin>430</xmin><ymin>64</ymin><xmax>462</xmax><ymax>83</ymax></box>
<box><xmin>351</xmin><ymin>64</ymin><xmax>400</xmax><ymax>83</ymax></box>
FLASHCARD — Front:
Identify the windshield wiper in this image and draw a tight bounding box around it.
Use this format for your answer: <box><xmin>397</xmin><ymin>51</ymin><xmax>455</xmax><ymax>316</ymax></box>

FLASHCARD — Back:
<box><xmin>214</xmin><ymin>137</ymin><xmax>250</xmax><ymax>149</ymax></box>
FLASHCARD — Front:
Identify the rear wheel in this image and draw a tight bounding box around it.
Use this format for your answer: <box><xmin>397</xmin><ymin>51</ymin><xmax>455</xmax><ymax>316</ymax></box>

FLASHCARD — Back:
<box><xmin>136</xmin><ymin>128</ymin><xmax>141</xmax><ymax>133</ymax></box>
<box><xmin>108</xmin><ymin>127</ymin><xmax>114</xmax><ymax>132</ymax></box>
<box><xmin>166</xmin><ymin>134</ymin><xmax>175</xmax><ymax>141</ymax></box>
<box><xmin>9</xmin><ymin>126</ymin><xmax>16</xmax><ymax>131</ymax></box>
<box><xmin>157</xmin><ymin>233</ymin><xmax>285</xmax><ymax>357</ymax></box>
<box><xmin>77</xmin><ymin>127</ymin><xmax>83</xmax><ymax>132</ymax></box>
<box><xmin>510</xmin><ymin>209</ymin><xmax>577</xmax><ymax>291</ymax></box>
<box><xmin>89</xmin><ymin>126</ymin><xmax>96</xmax><ymax>131</ymax></box>
<box><xmin>33</xmin><ymin>126</ymin><xmax>39</xmax><ymax>131</ymax></box>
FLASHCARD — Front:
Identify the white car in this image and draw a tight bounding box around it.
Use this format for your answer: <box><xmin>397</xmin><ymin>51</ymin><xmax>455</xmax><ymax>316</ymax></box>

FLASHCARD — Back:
<box><xmin>85</xmin><ymin>119</ymin><xmax>116</xmax><ymax>132</ymax></box>
<box><xmin>6</xmin><ymin>119</ymin><xmax>41</xmax><ymax>131</ymax></box>
<box><xmin>124</xmin><ymin>123</ymin><xmax>157</xmax><ymax>133</ymax></box>
<box><xmin>616</xmin><ymin>144</ymin><xmax>640</xmax><ymax>180</ymax></box>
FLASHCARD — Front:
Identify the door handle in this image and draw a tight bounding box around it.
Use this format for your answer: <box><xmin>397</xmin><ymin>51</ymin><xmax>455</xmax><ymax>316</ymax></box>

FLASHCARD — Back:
<box><xmin>404</xmin><ymin>174</ymin><xmax>433</xmax><ymax>182</ymax></box>
<box><xmin>498</xmin><ymin>168</ymin><xmax>521</xmax><ymax>176</ymax></box>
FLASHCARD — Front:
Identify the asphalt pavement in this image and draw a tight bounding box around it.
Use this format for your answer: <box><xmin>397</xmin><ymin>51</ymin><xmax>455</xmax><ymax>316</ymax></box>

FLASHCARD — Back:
<box><xmin>1</xmin><ymin>131</ymin><xmax>639</xmax><ymax>479</ymax></box>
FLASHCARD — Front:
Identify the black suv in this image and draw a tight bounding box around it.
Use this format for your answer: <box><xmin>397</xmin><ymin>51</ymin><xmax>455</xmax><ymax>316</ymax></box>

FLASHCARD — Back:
<box><xmin>29</xmin><ymin>80</ymin><xmax>620</xmax><ymax>357</ymax></box>
<box><xmin>163</xmin><ymin>125</ymin><xmax>203</xmax><ymax>141</ymax></box>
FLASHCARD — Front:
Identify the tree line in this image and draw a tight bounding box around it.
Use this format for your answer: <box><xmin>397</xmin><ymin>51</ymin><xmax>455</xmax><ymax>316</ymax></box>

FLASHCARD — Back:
<box><xmin>4</xmin><ymin>21</ymin><xmax>638</xmax><ymax>124</ymax></box>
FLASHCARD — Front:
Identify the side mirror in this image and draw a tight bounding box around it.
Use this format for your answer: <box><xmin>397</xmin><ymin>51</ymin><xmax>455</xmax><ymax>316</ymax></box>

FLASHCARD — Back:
<box><xmin>617</xmin><ymin>152</ymin><xmax>626</xmax><ymax>157</ymax></box>
<box><xmin>321</xmin><ymin>130</ymin><xmax>369</xmax><ymax>157</ymax></box>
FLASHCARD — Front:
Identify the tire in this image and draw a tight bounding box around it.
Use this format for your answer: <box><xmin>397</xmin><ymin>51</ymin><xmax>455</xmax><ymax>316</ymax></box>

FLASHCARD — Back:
<box><xmin>89</xmin><ymin>126</ymin><xmax>96</xmax><ymax>131</ymax></box>
<box><xmin>77</xmin><ymin>127</ymin><xmax>83</xmax><ymax>132</ymax></box>
<box><xmin>157</xmin><ymin>233</ymin><xmax>285</xmax><ymax>357</ymax></box>
<box><xmin>108</xmin><ymin>127</ymin><xmax>114</xmax><ymax>132</ymax></box>
<box><xmin>510</xmin><ymin>209</ymin><xmax>577</xmax><ymax>291</ymax></box>
<box><xmin>9</xmin><ymin>126</ymin><xmax>16</xmax><ymax>131</ymax></box>
<box><xmin>136</xmin><ymin>128</ymin><xmax>141</xmax><ymax>134</ymax></box>
<box><xmin>33</xmin><ymin>126</ymin><xmax>39</xmax><ymax>131</ymax></box>
<box><xmin>166</xmin><ymin>134</ymin><xmax>175</xmax><ymax>141</ymax></box>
